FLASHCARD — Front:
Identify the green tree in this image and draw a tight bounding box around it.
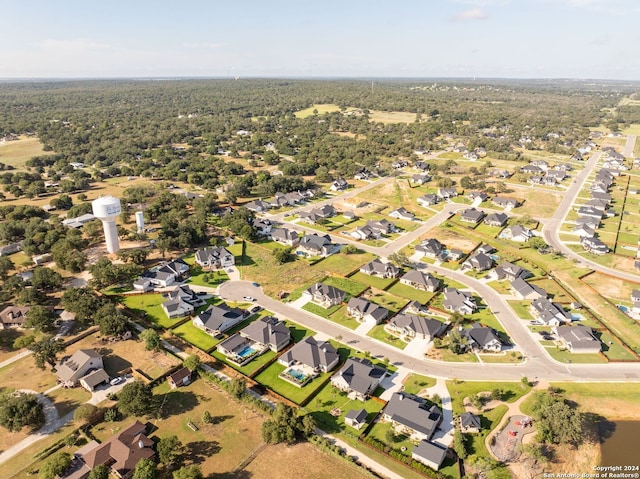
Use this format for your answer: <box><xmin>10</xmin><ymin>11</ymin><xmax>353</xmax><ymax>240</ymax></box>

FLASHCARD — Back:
<box><xmin>87</xmin><ymin>464</ymin><xmax>110</xmax><ymax>479</ymax></box>
<box><xmin>183</xmin><ymin>354</ymin><xmax>201</xmax><ymax>372</ymax></box>
<box><xmin>140</xmin><ymin>329</ymin><xmax>162</xmax><ymax>352</ymax></box>
<box><xmin>31</xmin><ymin>267</ymin><xmax>63</xmax><ymax>291</ymax></box>
<box><xmin>528</xmin><ymin>237</ymin><xmax>547</xmax><ymax>250</ymax></box>
<box><xmin>0</xmin><ymin>256</ymin><xmax>14</xmax><ymax>280</ymax></box>
<box><xmin>28</xmin><ymin>336</ymin><xmax>65</xmax><ymax>369</ymax></box>
<box><xmin>62</xmin><ymin>287</ymin><xmax>104</xmax><ymax>323</ymax></box>
<box><xmin>117</xmin><ymin>381</ymin><xmax>154</xmax><ymax>417</ymax></box>
<box><xmin>39</xmin><ymin>452</ymin><xmax>72</xmax><ymax>479</ymax></box>
<box><xmin>157</xmin><ymin>435</ymin><xmax>183</xmax><ymax>467</ymax></box>
<box><xmin>229</xmin><ymin>377</ymin><xmax>246</xmax><ymax>398</ymax></box>
<box><xmin>132</xmin><ymin>458</ymin><xmax>157</xmax><ymax>479</ymax></box>
<box><xmin>172</xmin><ymin>465</ymin><xmax>203</xmax><ymax>479</ymax></box>
<box><xmin>273</xmin><ymin>246</ymin><xmax>294</xmax><ymax>264</ymax></box>
<box><xmin>0</xmin><ymin>391</ymin><xmax>44</xmax><ymax>432</ymax></box>
<box><xmin>530</xmin><ymin>391</ymin><xmax>584</xmax><ymax>446</ymax></box>
<box><xmin>25</xmin><ymin>305</ymin><xmax>57</xmax><ymax>332</ymax></box>
<box><xmin>341</xmin><ymin>244</ymin><xmax>358</xmax><ymax>254</ymax></box>
<box><xmin>74</xmin><ymin>403</ymin><xmax>99</xmax><ymax>423</ymax></box>
<box><xmin>388</xmin><ymin>251</ymin><xmax>408</xmax><ymax>267</ymax></box>
<box><xmin>94</xmin><ymin>303</ymin><xmax>128</xmax><ymax>336</ymax></box>
<box><xmin>453</xmin><ymin>429</ymin><xmax>468</xmax><ymax>459</ymax></box>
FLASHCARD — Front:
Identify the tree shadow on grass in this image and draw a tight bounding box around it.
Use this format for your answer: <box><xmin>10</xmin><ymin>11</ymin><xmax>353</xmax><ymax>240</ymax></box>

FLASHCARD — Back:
<box><xmin>182</xmin><ymin>440</ymin><xmax>221</xmax><ymax>465</ymax></box>
<box><xmin>209</xmin><ymin>471</ymin><xmax>253</xmax><ymax>479</ymax></box>
<box><xmin>157</xmin><ymin>391</ymin><xmax>200</xmax><ymax>419</ymax></box>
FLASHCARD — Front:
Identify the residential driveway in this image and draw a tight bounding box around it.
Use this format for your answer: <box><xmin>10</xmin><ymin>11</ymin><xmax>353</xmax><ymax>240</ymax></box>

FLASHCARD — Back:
<box><xmin>88</xmin><ymin>375</ymin><xmax>136</xmax><ymax>405</ymax></box>
<box><xmin>425</xmin><ymin>379</ymin><xmax>455</xmax><ymax>448</ymax></box>
<box><xmin>379</xmin><ymin>366</ymin><xmax>411</xmax><ymax>401</ymax></box>
<box><xmin>403</xmin><ymin>337</ymin><xmax>430</xmax><ymax>359</ymax></box>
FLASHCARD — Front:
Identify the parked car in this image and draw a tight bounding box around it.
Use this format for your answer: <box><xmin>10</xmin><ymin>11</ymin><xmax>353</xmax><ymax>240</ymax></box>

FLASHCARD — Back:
<box><xmin>243</xmin><ymin>296</ymin><xmax>256</xmax><ymax>302</ymax></box>
<box><xmin>250</xmin><ymin>305</ymin><xmax>263</xmax><ymax>314</ymax></box>
<box><xmin>110</xmin><ymin>377</ymin><xmax>124</xmax><ymax>386</ymax></box>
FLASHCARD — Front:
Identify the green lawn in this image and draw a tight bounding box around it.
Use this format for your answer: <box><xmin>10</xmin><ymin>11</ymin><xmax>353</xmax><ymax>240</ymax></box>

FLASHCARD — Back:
<box><xmin>326</xmin><ymin>306</ymin><xmax>360</xmax><ymax>330</ymax></box>
<box><xmin>187</xmin><ymin>270</ymin><xmax>229</xmax><ymax>288</ymax></box>
<box><xmin>447</xmin><ymin>380</ymin><xmax>531</xmax><ymax>415</ymax></box>
<box><xmin>598</xmin><ymin>330</ymin><xmax>638</xmax><ymax>361</ymax></box>
<box><xmin>507</xmin><ymin>300</ymin><xmax>533</xmax><ymax>320</ymax></box>
<box><xmin>365</xmin><ymin>291</ymin><xmax>410</xmax><ymax>314</ymax></box>
<box><xmin>366</xmin><ymin>420</ymin><xmax>418</xmax><ymax>455</ymax></box>
<box><xmin>120</xmin><ymin>293</ymin><xmax>182</xmax><ymax>328</ymax></box>
<box><xmin>253</xmin><ymin>361</ymin><xmax>331</xmax><ymax>405</ymax></box>
<box><xmin>305</xmin><ymin>382</ymin><xmax>385</xmax><ymax>434</ymax></box>
<box><xmin>367</xmin><ymin>324</ymin><xmax>407</xmax><ymax>350</ymax></box>
<box><xmin>402</xmin><ymin>373</ymin><xmax>437</xmax><ymax>395</ymax></box>
<box><xmin>172</xmin><ymin>320</ymin><xmax>220</xmax><ymax>350</ymax></box>
<box><xmin>487</xmin><ymin>280</ymin><xmax>512</xmax><ymax>295</ymax></box>
<box><xmin>386</xmin><ymin>282</ymin><xmax>435</xmax><ymax>304</ymax></box>
<box><xmin>284</xmin><ymin>320</ymin><xmax>316</xmax><ymax>342</ymax></box>
<box><xmin>349</xmin><ymin>272</ymin><xmax>399</xmax><ymax>290</ymax></box>
<box><xmin>544</xmin><ymin>346</ymin><xmax>607</xmax><ymax>364</ymax></box>
<box><xmin>302</xmin><ymin>302</ymin><xmax>343</xmax><ymax>319</ymax></box>
<box><xmin>320</xmin><ymin>251</ymin><xmax>377</xmax><ymax>276</ymax></box>
<box><xmin>322</xmin><ymin>276</ymin><xmax>369</xmax><ymax>296</ymax></box>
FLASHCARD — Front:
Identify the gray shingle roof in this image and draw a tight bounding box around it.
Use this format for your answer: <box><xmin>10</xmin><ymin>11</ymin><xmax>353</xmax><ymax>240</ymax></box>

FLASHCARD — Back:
<box><xmin>282</xmin><ymin>336</ymin><xmax>338</xmax><ymax>370</ymax></box>
<box><xmin>333</xmin><ymin>358</ymin><xmax>386</xmax><ymax>396</ymax></box>
<box><xmin>385</xmin><ymin>393</ymin><xmax>442</xmax><ymax>439</ymax></box>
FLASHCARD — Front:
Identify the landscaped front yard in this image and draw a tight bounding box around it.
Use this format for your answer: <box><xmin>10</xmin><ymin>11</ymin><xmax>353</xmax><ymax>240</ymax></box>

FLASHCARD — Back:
<box><xmin>253</xmin><ymin>361</ymin><xmax>331</xmax><ymax>405</ymax></box>
<box><xmin>367</xmin><ymin>324</ymin><xmax>407</xmax><ymax>350</ymax></box>
<box><xmin>120</xmin><ymin>293</ymin><xmax>180</xmax><ymax>329</ymax></box>
<box><xmin>172</xmin><ymin>320</ymin><xmax>220</xmax><ymax>351</ymax></box>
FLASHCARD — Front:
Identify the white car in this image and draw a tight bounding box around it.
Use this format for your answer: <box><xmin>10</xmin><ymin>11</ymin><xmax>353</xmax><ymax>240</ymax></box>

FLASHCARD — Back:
<box><xmin>110</xmin><ymin>377</ymin><xmax>124</xmax><ymax>386</ymax></box>
<box><xmin>243</xmin><ymin>296</ymin><xmax>256</xmax><ymax>302</ymax></box>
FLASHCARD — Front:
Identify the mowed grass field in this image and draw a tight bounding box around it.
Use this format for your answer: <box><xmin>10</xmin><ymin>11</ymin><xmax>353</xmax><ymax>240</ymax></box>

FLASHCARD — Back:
<box><xmin>0</xmin><ymin>136</ymin><xmax>54</xmax><ymax>169</ymax></box>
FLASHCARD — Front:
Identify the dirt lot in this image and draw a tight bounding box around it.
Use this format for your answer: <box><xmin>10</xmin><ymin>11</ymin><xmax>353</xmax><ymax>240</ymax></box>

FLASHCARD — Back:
<box><xmin>428</xmin><ymin>227</ymin><xmax>480</xmax><ymax>253</ymax></box>
<box><xmin>581</xmin><ymin>271</ymin><xmax>640</xmax><ymax>302</ymax></box>
<box><xmin>65</xmin><ymin>332</ymin><xmax>181</xmax><ymax>379</ymax></box>
<box><xmin>243</xmin><ymin>441</ymin><xmax>370</xmax><ymax>479</ymax></box>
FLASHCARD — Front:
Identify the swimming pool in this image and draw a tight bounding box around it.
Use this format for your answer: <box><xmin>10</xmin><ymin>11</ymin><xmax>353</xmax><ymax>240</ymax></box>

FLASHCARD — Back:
<box><xmin>617</xmin><ymin>305</ymin><xmax>630</xmax><ymax>314</ymax></box>
<box><xmin>287</xmin><ymin>369</ymin><xmax>309</xmax><ymax>382</ymax></box>
<box><xmin>237</xmin><ymin>345</ymin><xmax>257</xmax><ymax>359</ymax></box>
<box><xmin>571</xmin><ymin>313</ymin><xmax>585</xmax><ymax>321</ymax></box>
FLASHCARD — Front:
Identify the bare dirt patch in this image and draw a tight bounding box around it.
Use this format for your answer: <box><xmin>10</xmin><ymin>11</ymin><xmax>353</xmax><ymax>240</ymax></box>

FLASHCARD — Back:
<box><xmin>581</xmin><ymin>272</ymin><xmax>640</xmax><ymax>302</ymax></box>
<box><xmin>428</xmin><ymin>228</ymin><xmax>479</xmax><ymax>252</ymax></box>
<box><xmin>243</xmin><ymin>441</ymin><xmax>370</xmax><ymax>479</ymax></box>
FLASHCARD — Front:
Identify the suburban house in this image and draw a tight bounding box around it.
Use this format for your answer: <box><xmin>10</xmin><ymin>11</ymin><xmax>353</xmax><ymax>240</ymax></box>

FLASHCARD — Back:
<box><xmin>631</xmin><ymin>290</ymin><xmax>640</xmax><ymax>312</ymax></box>
<box><xmin>460</xmin><ymin>208</ymin><xmax>486</xmax><ymax>224</ymax></box>
<box><xmin>299</xmin><ymin>205</ymin><xmax>337</xmax><ymax>224</ymax></box>
<box><xmin>545</xmin><ymin>170</ymin><xmax>567</xmax><ymax>182</ymax></box>
<box><xmin>462</xmin><ymin>252</ymin><xmax>493</xmax><ymax>272</ymax></box>
<box><xmin>161</xmin><ymin>285</ymin><xmax>204</xmax><ymax>319</ymax></box>
<box><xmin>387</xmin><ymin>314</ymin><xmax>447</xmax><ymax>341</ymax></box>
<box><xmin>217</xmin><ymin>316</ymin><xmax>291</xmax><ymax>365</ymax></box>
<box><xmin>521</xmin><ymin>164</ymin><xmax>542</xmax><ymax>174</ymax></box>
<box><xmin>415</xmin><ymin>238</ymin><xmax>445</xmax><ymax>259</ymax></box>
<box><xmin>138</xmin><ymin>259</ymin><xmax>190</xmax><ymax>288</ymax></box>
<box><xmin>278</xmin><ymin>336</ymin><xmax>339</xmax><ymax>373</ymax></box>
<box><xmin>448</xmin><ymin>249</ymin><xmax>465</xmax><ymax>261</ymax></box>
<box><xmin>0</xmin><ymin>241</ymin><xmax>22</xmax><ymax>256</ymax></box>
<box><xmin>417</xmin><ymin>194</ymin><xmax>440</xmax><ymax>207</ymax></box>
<box><xmin>253</xmin><ymin>218</ymin><xmax>273</xmax><ymax>236</ymax></box>
<box><xmin>70</xmin><ymin>421</ymin><xmax>154</xmax><ymax>479</ymax></box>
<box><xmin>412</xmin><ymin>441</ymin><xmax>448</xmax><ymax>471</ymax></box>
<box><xmin>271</xmin><ymin>228</ymin><xmax>299</xmax><ymax>246</ymax></box>
<box><xmin>492</xmin><ymin>196</ymin><xmax>519</xmax><ymax>209</ymax></box>
<box><xmin>574</xmin><ymin>224</ymin><xmax>595</xmax><ymax>237</ymax></box>
<box><xmin>303</xmin><ymin>283</ymin><xmax>346</xmax><ymax>308</ymax></box>
<box><xmin>194</xmin><ymin>246</ymin><xmax>235</xmax><ymax>270</ymax></box>
<box><xmin>443</xmin><ymin>288</ymin><xmax>477</xmax><ymax>315</ymax></box>
<box><xmin>366</xmin><ymin>219</ymin><xmax>396</xmax><ymax>235</ymax></box>
<box><xmin>346</xmin><ymin>297</ymin><xmax>389</xmax><ymax>325</ymax></box>
<box><xmin>0</xmin><ymin>305</ymin><xmax>30</xmax><ymax>329</ymax></box>
<box><xmin>576</xmin><ymin>216</ymin><xmax>600</xmax><ymax>230</ymax></box>
<box><xmin>351</xmin><ymin>225</ymin><xmax>379</xmax><ymax>241</ymax></box>
<box><xmin>57</xmin><ymin>349</ymin><xmax>105</xmax><ymax>389</ymax></box>
<box><xmin>437</xmin><ymin>188</ymin><xmax>458</xmax><ymax>199</ymax></box>
<box><xmin>411</xmin><ymin>174</ymin><xmax>430</xmax><ymax>186</ymax></box>
<box><xmin>577</xmin><ymin>206</ymin><xmax>604</xmax><ymax>220</ymax></box>
<box><xmin>459</xmin><ymin>412</ymin><xmax>482</xmax><ymax>433</ymax></box>
<box><xmin>490</xmin><ymin>262</ymin><xmax>532</xmax><ymax>282</ymax></box>
<box><xmin>344</xmin><ymin>409</ymin><xmax>368</xmax><ymax>430</ymax></box>
<box><xmin>581</xmin><ymin>236</ymin><xmax>609</xmax><ymax>255</ymax></box>
<box><xmin>389</xmin><ymin>207</ymin><xmax>416</xmax><ymax>221</ymax></box>
<box><xmin>193</xmin><ymin>303</ymin><xmax>246</xmax><ymax>338</ymax></box>
<box><xmin>330</xmin><ymin>178</ymin><xmax>349</xmax><ymax>191</ymax></box>
<box><xmin>553</xmin><ymin>325</ymin><xmax>601</xmax><ymax>354</ymax></box>
<box><xmin>245</xmin><ymin>199</ymin><xmax>271</xmax><ymax>213</ymax></box>
<box><xmin>404</xmin><ymin>300</ymin><xmax>429</xmax><ymax>315</ymax></box>
<box><xmin>467</xmin><ymin>191</ymin><xmax>488</xmax><ymax>202</ymax></box>
<box><xmin>330</xmin><ymin>358</ymin><xmax>386</xmax><ymax>401</ymax></box>
<box><xmin>297</xmin><ymin>233</ymin><xmax>339</xmax><ymax>257</ymax></box>
<box><xmin>168</xmin><ymin>367</ymin><xmax>191</xmax><ymax>389</ymax></box>
<box><xmin>510</xmin><ymin>278</ymin><xmax>547</xmax><ymax>300</ymax></box>
<box><xmin>359</xmin><ymin>258</ymin><xmax>400</xmax><ymax>278</ymax></box>
<box><xmin>400</xmin><ymin>270</ymin><xmax>441</xmax><ymax>292</ymax></box>
<box><xmin>500</xmin><ymin>225</ymin><xmax>533</xmax><ymax>243</ymax></box>
<box><xmin>461</xmin><ymin>323</ymin><xmax>503</xmax><ymax>352</ymax></box>
<box><xmin>530</xmin><ymin>298</ymin><xmax>572</xmax><ymax>326</ymax></box>
<box><xmin>484</xmin><ymin>212</ymin><xmax>509</xmax><ymax>227</ymax></box>
<box><xmin>383</xmin><ymin>392</ymin><xmax>443</xmax><ymax>441</ymax></box>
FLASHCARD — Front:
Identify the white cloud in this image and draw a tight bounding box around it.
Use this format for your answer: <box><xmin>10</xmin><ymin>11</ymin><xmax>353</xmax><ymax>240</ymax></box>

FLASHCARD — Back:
<box><xmin>40</xmin><ymin>39</ymin><xmax>111</xmax><ymax>52</ymax></box>
<box><xmin>182</xmin><ymin>42</ymin><xmax>224</xmax><ymax>49</ymax></box>
<box><xmin>453</xmin><ymin>7</ymin><xmax>488</xmax><ymax>21</ymax></box>
<box><xmin>453</xmin><ymin>0</ymin><xmax>509</xmax><ymax>5</ymax></box>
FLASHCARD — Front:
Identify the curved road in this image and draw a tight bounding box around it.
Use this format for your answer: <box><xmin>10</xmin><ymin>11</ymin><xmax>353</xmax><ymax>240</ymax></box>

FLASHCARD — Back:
<box><xmin>219</xmin><ymin>281</ymin><xmax>639</xmax><ymax>382</ymax></box>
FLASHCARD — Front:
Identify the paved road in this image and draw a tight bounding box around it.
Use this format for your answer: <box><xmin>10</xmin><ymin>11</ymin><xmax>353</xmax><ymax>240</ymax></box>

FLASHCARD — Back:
<box><xmin>543</xmin><ymin>150</ymin><xmax>640</xmax><ymax>282</ymax></box>
<box><xmin>219</xmin><ymin>281</ymin><xmax>639</xmax><ymax>382</ymax></box>
<box><xmin>623</xmin><ymin>134</ymin><xmax>637</xmax><ymax>158</ymax></box>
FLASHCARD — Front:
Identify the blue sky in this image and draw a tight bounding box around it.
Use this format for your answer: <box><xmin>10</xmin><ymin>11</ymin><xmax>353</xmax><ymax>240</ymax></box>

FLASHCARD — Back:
<box><xmin>1</xmin><ymin>0</ymin><xmax>639</xmax><ymax>79</ymax></box>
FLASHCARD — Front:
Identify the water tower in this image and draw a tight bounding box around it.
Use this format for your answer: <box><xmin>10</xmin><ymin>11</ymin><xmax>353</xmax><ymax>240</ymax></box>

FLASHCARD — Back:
<box><xmin>135</xmin><ymin>211</ymin><xmax>145</xmax><ymax>233</ymax></box>
<box><xmin>92</xmin><ymin>196</ymin><xmax>121</xmax><ymax>253</ymax></box>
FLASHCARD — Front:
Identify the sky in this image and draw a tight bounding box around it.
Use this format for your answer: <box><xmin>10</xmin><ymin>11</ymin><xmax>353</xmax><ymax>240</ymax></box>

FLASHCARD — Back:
<box><xmin>1</xmin><ymin>0</ymin><xmax>639</xmax><ymax>80</ymax></box>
